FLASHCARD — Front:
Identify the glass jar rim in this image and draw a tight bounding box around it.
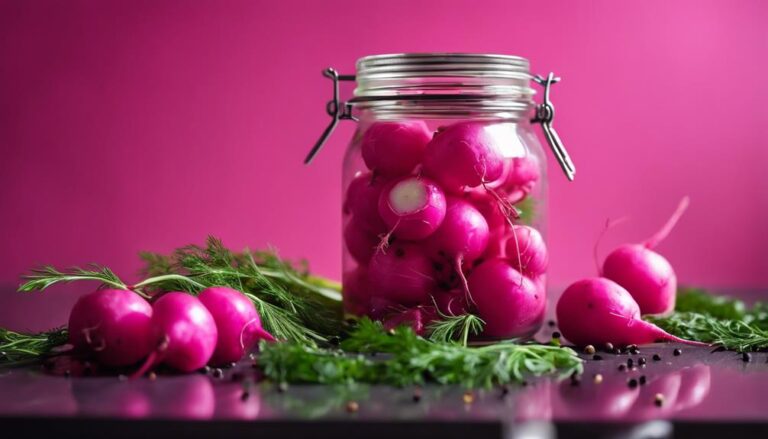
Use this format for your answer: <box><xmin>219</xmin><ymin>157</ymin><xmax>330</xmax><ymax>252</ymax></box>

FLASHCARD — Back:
<box><xmin>351</xmin><ymin>53</ymin><xmax>536</xmax><ymax>112</ymax></box>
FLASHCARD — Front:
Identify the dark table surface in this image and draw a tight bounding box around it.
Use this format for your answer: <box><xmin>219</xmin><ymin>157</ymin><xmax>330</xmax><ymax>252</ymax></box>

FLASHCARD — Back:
<box><xmin>1</xmin><ymin>341</ymin><xmax>767</xmax><ymax>439</ymax></box>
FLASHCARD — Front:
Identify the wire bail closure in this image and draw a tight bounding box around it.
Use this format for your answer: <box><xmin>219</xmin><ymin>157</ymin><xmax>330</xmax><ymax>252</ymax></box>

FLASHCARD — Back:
<box><xmin>532</xmin><ymin>73</ymin><xmax>575</xmax><ymax>181</ymax></box>
<box><xmin>305</xmin><ymin>67</ymin><xmax>575</xmax><ymax>181</ymax></box>
<box><xmin>304</xmin><ymin>68</ymin><xmax>356</xmax><ymax>164</ymax></box>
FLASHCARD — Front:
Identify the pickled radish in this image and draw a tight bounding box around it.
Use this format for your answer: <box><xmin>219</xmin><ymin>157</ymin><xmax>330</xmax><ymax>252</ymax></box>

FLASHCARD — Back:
<box><xmin>368</xmin><ymin>243</ymin><xmax>436</xmax><ymax>305</ymax></box>
<box><xmin>361</xmin><ymin>121</ymin><xmax>431</xmax><ymax>176</ymax></box>
<box><xmin>422</xmin><ymin>122</ymin><xmax>505</xmax><ymax>193</ymax></box>
<box><xmin>467</xmin><ymin>259</ymin><xmax>545</xmax><ymax>338</ymax></box>
<box><xmin>342</xmin><ymin>267</ymin><xmax>371</xmax><ymax>316</ymax></box>
<box><xmin>378</xmin><ymin>176</ymin><xmax>446</xmax><ymax>240</ymax></box>
<box><xmin>344</xmin><ymin>172</ymin><xmax>387</xmax><ymax>230</ymax></box>
<box><xmin>344</xmin><ymin>216</ymin><xmax>383</xmax><ymax>265</ymax></box>
<box><xmin>427</xmin><ymin>198</ymin><xmax>489</xmax><ymax>298</ymax></box>
<box><xmin>505</xmin><ymin>225</ymin><xmax>548</xmax><ymax>277</ymax></box>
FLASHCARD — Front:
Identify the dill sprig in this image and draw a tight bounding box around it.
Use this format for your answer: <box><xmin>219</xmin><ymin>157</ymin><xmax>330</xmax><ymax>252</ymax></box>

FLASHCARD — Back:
<box><xmin>259</xmin><ymin>318</ymin><xmax>583</xmax><ymax>388</ymax></box>
<box><xmin>648</xmin><ymin>288</ymin><xmax>768</xmax><ymax>351</ymax></box>
<box><xmin>19</xmin><ymin>265</ymin><xmax>128</xmax><ymax>293</ymax></box>
<box><xmin>138</xmin><ymin>236</ymin><xmax>343</xmax><ymax>344</ymax></box>
<box><xmin>427</xmin><ymin>312</ymin><xmax>485</xmax><ymax>347</ymax></box>
<box><xmin>649</xmin><ymin>312</ymin><xmax>768</xmax><ymax>352</ymax></box>
<box><xmin>0</xmin><ymin>328</ymin><xmax>68</xmax><ymax>363</ymax></box>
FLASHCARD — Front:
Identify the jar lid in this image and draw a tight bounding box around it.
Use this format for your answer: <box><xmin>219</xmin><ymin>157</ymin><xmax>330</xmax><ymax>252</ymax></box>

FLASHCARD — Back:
<box><xmin>353</xmin><ymin>53</ymin><xmax>535</xmax><ymax>104</ymax></box>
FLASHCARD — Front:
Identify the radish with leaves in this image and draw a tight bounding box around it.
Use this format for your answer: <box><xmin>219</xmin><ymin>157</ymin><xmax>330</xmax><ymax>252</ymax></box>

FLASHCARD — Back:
<box><xmin>377</xmin><ymin>175</ymin><xmax>446</xmax><ymax>241</ymax></box>
<box><xmin>68</xmin><ymin>288</ymin><xmax>154</xmax><ymax>367</ymax></box>
<box><xmin>198</xmin><ymin>286</ymin><xmax>274</xmax><ymax>365</ymax></box>
<box><xmin>361</xmin><ymin>121</ymin><xmax>431</xmax><ymax>177</ymax></box>
<box><xmin>556</xmin><ymin>277</ymin><xmax>707</xmax><ymax>347</ymax></box>
<box><xmin>602</xmin><ymin>197</ymin><xmax>690</xmax><ymax>315</ymax></box>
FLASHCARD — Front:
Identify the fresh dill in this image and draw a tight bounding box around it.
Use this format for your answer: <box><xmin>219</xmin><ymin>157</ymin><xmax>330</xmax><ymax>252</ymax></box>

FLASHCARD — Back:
<box><xmin>426</xmin><ymin>312</ymin><xmax>485</xmax><ymax>347</ymax></box>
<box><xmin>0</xmin><ymin>328</ymin><xmax>68</xmax><ymax>363</ymax></box>
<box><xmin>259</xmin><ymin>318</ymin><xmax>583</xmax><ymax>388</ymax></box>
<box><xmin>648</xmin><ymin>288</ymin><xmax>768</xmax><ymax>351</ymax></box>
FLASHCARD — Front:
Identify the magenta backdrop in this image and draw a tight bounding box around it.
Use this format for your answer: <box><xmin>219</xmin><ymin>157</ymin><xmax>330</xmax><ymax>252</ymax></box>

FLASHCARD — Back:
<box><xmin>1</xmin><ymin>0</ymin><xmax>766</xmax><ymax>331</ymax></box>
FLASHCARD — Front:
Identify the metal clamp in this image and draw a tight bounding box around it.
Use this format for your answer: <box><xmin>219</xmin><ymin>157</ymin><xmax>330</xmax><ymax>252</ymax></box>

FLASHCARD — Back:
<box><xmin>304</xmin><ymin>68</ymin><xmax>356</xmax><ymax>164</ymax></box>
<box><xmin>532</xmin><ymin>73</ymin><xmax>575</xmax><ymax>181</ymax></box>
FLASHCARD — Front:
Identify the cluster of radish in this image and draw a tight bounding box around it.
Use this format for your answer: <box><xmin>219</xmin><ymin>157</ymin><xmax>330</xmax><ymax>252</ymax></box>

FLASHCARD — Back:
<box><xmin>342</xmin><ymin>120</ymin><xmax>548</xmax><ymax>339</ymax></box>
<box><xmin>67</xmin><ymin>286</ymin><xmax>274</xmax><ymax>374</ymax></box>
<box><xmin>556</xmin><ymin>197</ymin><xmax>708</xmax><ymax>347</ymax></box>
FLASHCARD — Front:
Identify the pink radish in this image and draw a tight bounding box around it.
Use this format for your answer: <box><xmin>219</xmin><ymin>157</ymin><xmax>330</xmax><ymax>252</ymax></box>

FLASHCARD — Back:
<box><xmin>377</xmin><ymin>176</ymin><xmax>446</xmax><ymax>241</ymax></box>
<box><xmin>427</xmin><ymin>198</ymin><xmax>490</xmax><ymax>299</ymax></box>
<box><xmin>198</xmin><ymin>286</ymin><xmax>274</xmax><ymax>366</ymax></box>
<box><xmin>505</xmin><ymin>225</ymin><xmax>548</xmax><ymax>277</ymax></box>
<box><xmin>432</xmin><ymin>289</ymin><xmax>471</xmax><ymax>316</ymax></box>
<box><xmin>382</xmin><ymin>307</ymin><xmax>438</xmax><ymax>336</ymax></box>
<box><xmin>343</xmin><ymin>171</ymin><xmax>387</xmax><ymax>230</ymax></box>
<box><xmin>368</xmin><ymin>243</ymin><xmax>436</xmax><ymax>305</ymax></box>
<box><xmin>464</xmin><ymin>190</ymin><xmax>508</xmax><ymax>232</ymax></box>
<box><xmin>367</xmin><ymin>296</ymin><xmax>401</xmax><ymax>321</ymax></box>
<box><xmin>68</xmin><ymin>288</ymin><xmax>154</xmax><ymax>367</ymax></box>
<box><xmin>602</xmin><ymin>197</ymin><xmax>690</xmax><ymax>315</ymax></box>
<box><xmin>556</xmin><ymin>277</ymin><xmax>707</xmax><ymax>347</ymax></box>
<box><xmin>361</xmin><ymin>121</ymin><xmax>431</xmax><ymax>176</ymax></box>
<box><xmin>134</xmin><ymin>292</ymin><xmax>218</xmax><ymax>376</ymax></box>
<box><xmin>467</xmin><ymin>259</ymin><xmax>545</xmax><ymax>338</ymax></box>
<box><xmin>343</xmin><ymin>216</ymin><xmax>384</xmax><ymax>265</ymax></box>
<box><xmin>422</xmin><ymin>122</ymin><xmax>505</xmax><ymax>193</ymax></box>
<box><xmin>342</xmin><ymin>267</ymin><xmax>371</xmax><ymax>316</ymax></box>
<box><xmin>500</xmin><ymin>155</ymin><xmax>540</xmax><ymax>202</ymax></box>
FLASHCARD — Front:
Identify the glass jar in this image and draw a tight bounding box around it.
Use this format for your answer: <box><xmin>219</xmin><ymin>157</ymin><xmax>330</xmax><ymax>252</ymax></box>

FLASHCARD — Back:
<box><xmin>307</xmin><ymin>54</ymin><xmax>575</xmax><ymax>341</ymax></box>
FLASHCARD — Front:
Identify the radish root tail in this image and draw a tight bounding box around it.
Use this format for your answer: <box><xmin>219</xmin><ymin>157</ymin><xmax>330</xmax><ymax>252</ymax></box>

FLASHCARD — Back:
<box><xmin>643</xmin><ymin>196</ymin><xmax>690</xmax><ymax>249</ymax></box>
<box><xmin>593</xmin><ymin>217</ymin><xmax>629</xmax><ymax>276</ymax></box>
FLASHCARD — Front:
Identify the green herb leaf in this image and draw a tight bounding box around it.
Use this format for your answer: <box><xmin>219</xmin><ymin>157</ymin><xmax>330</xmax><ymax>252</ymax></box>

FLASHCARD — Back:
<box><xmin>259</xmin><ymin>318</ymin><xmax>583</xmax><ymax>388</ymax></box>
<box><xmin>18</xmin><ymin>265</ymin><xmax>127</xmax><ymax>292</ymax></box>
<box><xmin>427</xmin><ymin>313</ymin><xmax>485</xmax><ymax>347</ymax></box>
<box><xmin>0</xmin><ymin>328</ymin><xmax>68</xmax><ymax>364</ymax></box>
<box><xmin>648</xmin><ymin>288</ymin><xmax>768</xmax><ymax>351</ymax></box>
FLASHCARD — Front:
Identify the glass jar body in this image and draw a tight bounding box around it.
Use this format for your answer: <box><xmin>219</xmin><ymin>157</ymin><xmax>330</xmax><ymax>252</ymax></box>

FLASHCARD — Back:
<box><xmin>342</xmin><ymin>112</ymin><xmax>548</xmax><ymax>340</ymax></box>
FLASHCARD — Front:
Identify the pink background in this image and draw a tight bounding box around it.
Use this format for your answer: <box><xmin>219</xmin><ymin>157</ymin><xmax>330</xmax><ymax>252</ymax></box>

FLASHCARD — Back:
<box><xmin>1</xmin><ymin>0</ymin><xmax>766</xmax><ymax>331</ymax></box>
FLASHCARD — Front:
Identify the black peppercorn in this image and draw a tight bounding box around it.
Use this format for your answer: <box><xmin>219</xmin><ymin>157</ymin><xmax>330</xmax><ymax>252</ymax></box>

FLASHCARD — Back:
<box><xmin>604</xmin><ymin>342</ymin><xmax>614</xmax><ymax>352</ymax></box>
<box><xmin>627</xmin><ymin>358</ymin><xmax>634</xmax><ymax>368</ymax></box>
<box><xmin>618</xmin><ymin>364</ymin><xmax>627</xmax><ymax>372</ymax></box>
<box><xmin>638</xmin><ymin>357</ymin><xmax>647</xmax><ymax>366</ymax></box>
<box><xmin>639</xmin><ymin>375</ymin><xmax>647</xmax><ymax>385</ymax></box>
<box><xmin>592</xmin><ymin>354</ymin><xmax>603</xmax><ymax>361</ymax></box>
<box><xmin>673</xmin><ymin>348</ymin><xmax>682</xmax><ymax>356</ymax></box>
<box><xmin>652</xmin><ymin>354</ymin><xmax>661</xmax><ymax>361</ymax></box>
<box><xmin>212</xmin><ymin>368</ymin><xmax>223</xmax><ymax>378</ymax></box>
<box><xmin>742</xmin><ymin>352</ymin><xmax>752</xmax><ymax>362</ymax></box>
<box><xmin>613</xmin><ymin>348</ymin><xmax>622</xmax><ymax>355</ymax></box>
<box><xmin>627</xmin><ymin>378</ymin><xmax>638</xmax><ymax>388</ymax></box>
